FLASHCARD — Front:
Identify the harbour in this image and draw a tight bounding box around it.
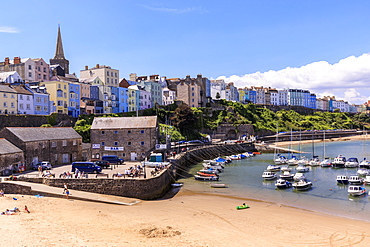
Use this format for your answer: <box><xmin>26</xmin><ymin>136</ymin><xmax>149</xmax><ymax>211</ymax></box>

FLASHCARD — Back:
<box><xmin>180</xmin><ymin>139</ymin><xmax>370</xmax><ymax>222</ymax></box>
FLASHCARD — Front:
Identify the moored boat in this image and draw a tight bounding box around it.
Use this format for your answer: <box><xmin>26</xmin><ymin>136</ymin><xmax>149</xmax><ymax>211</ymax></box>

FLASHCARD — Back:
<box><xmin>287</xmin><ymin>156</ymin><xmax>299</xmax><ymax>166</ymax></box>
<box><xmin>359</xmin><ymin>158</ymin><xmax>370</xmax><ymax>169</ymax></box>
<box><xmin>275</xmin><ymin>179</ymin><xmax>292</xmax><ymax>189</ymax></box>
<box><xmin>194</xmin><ymin>174</ymin><xmax>219</xmax><ymax>181</ymax></box>
<box><xmin>336</xmin><ymin>175</ymin><xmax>349</xmax><ymax>184</ymax></box>
<box><xmin>292</xmin><ymin>179</ymin><xmax>313</xmax><ymax>191</ymax></box>
<box><xmin>319</xmin><ymin>158</ymin><xmax>332</xmax><ymax>167</ymax></box>
<box><xmin>210</xmin><ymin>183</ymin><xmax>227</xmax><ymax>188</ymax></box>
<box><xmin>332</xmin><ymin>155</ymin><xmax>346</xmax><ymax>168</ymax></box>
<box><xmin>364</xmin><ymin>175</ymin><xmax>370</xmax><ymax>185</ymax></box>
<box><xmin>281</xmin><ymin>165</ymin><xmax>292</xmax><ymax>172</ymax></box>
<box><xmin>279</xmin><ymin>171</ymin><xmax>294</xmax><ymax>180</ymax></box>
<box><xmin>348</xmin><ymin>175</ymin><xmax>364</xmax><ymax>185</ymax></box>
<box><xmin>293</xmin><ymin>173</ymin><xmax>306</xmax><ymax>181</ymax></box>
<box><xmin>262</xmin><ymin>171</ymin><xmax>277</xmax><ymax>180</ymax></box>
<box><xmin>357</xmin><ymin>168</ymin><xmax>369</xmax><ymax>177</ymax></box>
<box><xmin>308</xmin><ymin>156</ymin><xmax>320</xmax><ymax>166</ymax></box>
<box><xmin>296</xmin><ymin>165</ymin><xmax>309</xmax><ymax>172</ymax></box>
<box><xmin>266</xmin><ymin>164</ymin><xmax>281</xmax><ymax>171</ymax></box>
<box><xmin>197</xmin><ymin>171</ymin><xmax>219</xmax><ymax>177</ymax></box>
<box><xmin>348</xmin><ymin>185</ymin><xmax>366</xmax><ymax>196</ymax></box>
<box><xmin>345</xmin><ymin>157</ymin><xmax>359</xmax><ymax>168</ymax></box>
<box><xmin>274</xmin><ymin>154</ymin><xmax>288</xmax><ymax>165</ymax></box>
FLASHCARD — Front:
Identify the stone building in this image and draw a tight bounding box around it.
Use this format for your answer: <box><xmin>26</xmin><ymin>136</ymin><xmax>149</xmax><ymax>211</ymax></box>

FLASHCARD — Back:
<box><xmin>0</xmin><ymin>127</ymin><xmax>82</xmax><ymax>168</ymax></box>
<box><xmin>90</xmin><ymin>116</ymin><xmax>158</xmax><ymax>161</ymax></box>
<box><xmin>0</xmin><ymin>138</ymin><xmax>24</xmax><ymax>175</ymax></box>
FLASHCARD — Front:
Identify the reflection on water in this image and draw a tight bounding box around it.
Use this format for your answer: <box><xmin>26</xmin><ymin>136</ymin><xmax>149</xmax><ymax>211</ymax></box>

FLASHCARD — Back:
<box><xmin>180</xmin><ymin>140</ymin><xmax>370</xmax><ymax>222</ymax></box>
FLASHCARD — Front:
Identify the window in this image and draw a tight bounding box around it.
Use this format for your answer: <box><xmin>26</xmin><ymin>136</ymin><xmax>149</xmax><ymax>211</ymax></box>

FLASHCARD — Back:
<box><xmin>140</xmin><ymin>130</ymin><xmax>145</xmax><ymax>134</ymax></box>
<box><xmin>192</xmin><ymin>87</ymin><xmax>194</xmax><ymax>91</ymax></box>
<box><xmin>101</xmin><ymin>142</ymin><xmax>105</xmax><ymax>146</ymax></box>
<box><xmin>44</xmin><ymin>98</ymin><xmax>47</xmax><ymax>104</ymax></box>
<box><xmin>101</xmin><ymin>131</ymin><xmax>105</xmax><ymax>135</ymax></box>
<box><xmin>29</xmin><ymin>72</ymin><xmax>32</xmax><ymax>77</ymax></box>
<box><xmin>26</xmin><ymin>104</ymin><xmax>30</xmax><ymax>110</ymax></box>
<box><xmin>127</xmin><ymin>141</ymin><xmax>131</xmax><ymax>146</ymax></box>
<box><xmin>64</xmin><ymin>85</ymin><xmax>66</xmax><ymax>89</ymax></box>
<box><xmin>28</xmin><ymin>65</ymin><xmax>32</xmax><ymax>70</ymax></box>
<box><xmin>114</xmin><ymin>141</ymin><xmax>118</xmax><ymax>146</ymax></box>
<box><xmin>140</xmin><ymin>141</ymin><xmax>145</xmax><ymax>145</ymax></box>
<box><xmin>43</xmin><ymin>106</ymin><xmax>48</xmax><ymax>111</ymax></box>
<box><xmin>55</xmin><ymin>154</ymin><xmax>58</xmax><ymax>161</ymax></box>
<box><xmin>19</xmin><ymin>103</ymin><xmax>23</xmax><ymax>109</ymax></box>
<box><xmin>62</xmin><ymin>140</ymin><xmax>67</xmax><ymax>146</ymax></box>
<box><xmin>38</xmin><ymin>67</ymin><xmax>40</xmax><ymax>71</ymax></box>
<box><xmin>11</xmin><ymin>103</ymin><xmax>14</xmax><ymax>108</ymax></box>
<box><xmin>58</xmin><ymin>84</ymin><xmax>61</xmax><ymax>89</ymax></box>
<box><xmin>114</xmin><ymin>130</ymin><xmax>118</xmax><ymax>134</ymax></box>
<box><xmin>36</xmin><ymin>97</ymin><xmax>41</xmax><ymax>103</ymax></box>
<box><xmin>43</xmin><ymin>67</ymin><xmax>46</xmax><ymax>72</ymax></box>
<box><xmin>36</xmin><ymin>106</ymin><xmax>41</xmax><ymax>111</ymax></box>
<box><xmin>128</xmin><ymin>130</ymin><xmax>131</xmax><ymax>134</ymax></box>
<box><xmin>73</xmin><ymin>140</ymin><xmax>77</xmax><ymax>145</ymax></box>
<box><xmin>51</xmin><ymin>142</ymin><xmax>56</xmax><ymax>147</ymax></box>
<box><xmin>3</xmin><ymin>93</ymin><xmax>6</xmax><ymax>98</ymax></box>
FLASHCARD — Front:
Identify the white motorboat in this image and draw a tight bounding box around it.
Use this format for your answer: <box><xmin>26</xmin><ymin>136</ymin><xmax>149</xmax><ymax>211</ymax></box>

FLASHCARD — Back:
<box><xmin>262</xmin><ymin>171</ymin><xmax>277</xmax><ymax>180</ymax></box>
<box><xmin>199</xmin><ymin>168</ymin><xmax>219</xmax><ymax>174</ymax></box>
<box><xmin>345</xmin><ymin>157</ymin><xmax>359</xmax><ymax>168</ymax></box>
<box><xmin>357</xmin><ymin>168</ymin><xmax>369</xmax><ymax>177</ymax></box>
<box><xmin>336</xmin><ymin>175</ymin><xmax>349</xmax><ymax>184</ymax></box>
<box><xmin>194</xmin><ymin>174</ymin><xmax>219</xmax><ymax>181</ymax></box>
<box><xmin>297</xmin><ymin>157</ymin><xmax>309</xmax><ymax>166</ymax></box>
<box><xmin>348</xmin><ymin>175</ymin><xmax>364</xmax><ymax>185</ymax></box>
<box><xmin>210</xmin><ymin>183</ymin><xmax>227</xmax><ymax>188</ymax></box>
<box><xmin>296</xmin><ymin>165</ymin><xmax>309</xmax><ymax>173</ymax></box>
<box><xmin>332</xmin><ymin>155</ymin><xmax>346</xmax><ymax>168</ymax></box>
<box><xmin>274</xmin><ymin>154</ymin><xmax>288</xmax><ymax>165</ymax></box>
<box><xmin>292</xmin><ymin>179</ymin><xmax>313</xmax><ymax>191</ymax></box>
<box><xmin>293</xmin><ymin>173</ymin><xmax>306</xmax><ymax>181</ymax></box>
<box><xmin>279</xmin><ymin>171</ymin><xmax>294</xmax><ymax>180</ymax></box>
<box><xmin>308</xmin><ymin>156</ymin><xmax>320</xmax><ymax>166</ymax></box>
<box><xmin>287</xmin><ymin>156</ymin><xmax>299</xmax><ymax>166</ymax></box>
<box><xmin>319</xmin><ymin>158</ymin><xmax>332</xmax><ymax>167</ymax></box>
<box><xmin>281</xmin><ymin>165</ymin><xmax>292</xmax><ymax>172</ymax></box>
<box><xmin>359</xmin><ymin>158</ymin><xmax>370</xmax><ymax>169</ymax></box>
<box><xmin>348</xmin><ymin>185</ymin><xmax>366</xmax><ymax>196</ymax></box>
<box><xmin>229</xmin><ymin>154</ymin><xmax>241</xmax><ymax>160</ymax></box>
<box><xmin>275</xmin><ymin>179</ymin><xmax>292</xmax><ymax>189</ymax></box>
<box><xmin>266</xmin><ymin>164</ymin><xmax>281</xmax><ymax>171</ymax></box>
<box><xmin>363</xmin><ymin>175</ymin><xmax>370</xmax><ymax>185</ymax></box>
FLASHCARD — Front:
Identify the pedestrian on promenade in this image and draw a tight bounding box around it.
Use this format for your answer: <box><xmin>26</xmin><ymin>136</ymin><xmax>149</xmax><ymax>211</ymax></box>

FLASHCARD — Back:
<box><xmin>63</xmin><ymin>183</ymin><xmax>68</xmax><ymax>194</ymax></box>
<box><xmin>38</xmin><ymin>165</ymin><xmax>42</xmax><ymax>177</ymax></box>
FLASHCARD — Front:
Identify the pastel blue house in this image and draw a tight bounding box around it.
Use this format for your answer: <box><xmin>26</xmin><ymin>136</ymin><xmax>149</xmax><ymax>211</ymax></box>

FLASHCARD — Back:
<box><xmin>26</xmin><ymin>83</ymin><xmax>51</xmax><ymax>115</ymax></box>
<box><xmin>68</xmin><ymin>83</ymin><xmax>80</xmax><ymax>117</ymax></box>
<box><xmin>118</xmin><ymin>87</ymin><xmax>128</xmax><ymax>113</ymax></box>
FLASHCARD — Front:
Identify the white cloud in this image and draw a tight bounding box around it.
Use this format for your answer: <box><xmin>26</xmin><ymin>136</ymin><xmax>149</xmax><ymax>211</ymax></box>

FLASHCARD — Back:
<box><xmin>217</xmin><ymin>53</ymin><xmax>370</xmax><ymax>104</ymax></box>
<box><xmin>141</xmin><ymin>5</ymin><xmax>203</xmax><ymax>14</ymax></box>
<box><xmin>0</xmin><ymin>26</ymin><xmax>19</xmax><ymax>33</ymax></box>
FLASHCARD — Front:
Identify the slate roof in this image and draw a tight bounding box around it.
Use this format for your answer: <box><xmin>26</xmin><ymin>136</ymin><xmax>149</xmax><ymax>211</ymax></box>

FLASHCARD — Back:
<box><xmin>0</xmin><ymin>138</ymin><xmax>23</xmax><ymax>155</ymax></box>
<box><xmin>4</xmin><ymin>127</ymin><xmax>81</xmax><ymax>142</ymax></box>
<box><xmin>91</xmin><ymin>116</ymin><xmax>157</xmax><ymax>130</ymax></box>
<box><xmin>0</xmin><ymin>84</ymin><xmax>17</xmax><ymax>93</ymax></box>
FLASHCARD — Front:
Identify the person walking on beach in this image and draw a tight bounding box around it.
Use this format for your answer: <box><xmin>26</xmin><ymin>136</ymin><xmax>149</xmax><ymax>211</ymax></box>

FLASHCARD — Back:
<box><xmin>24</xmin><ymin>205</ymin><xmax>30</xmax><ymax>213</ymax></box>
<box><xmin>65</xmin><ymin>189</ymin><xmax>70</xmax><ymax>199</ymax></box>
<box><xmin>63</xmin><ymin>183</ymin><xmax>68</xmax><ymax>194</ymax></box>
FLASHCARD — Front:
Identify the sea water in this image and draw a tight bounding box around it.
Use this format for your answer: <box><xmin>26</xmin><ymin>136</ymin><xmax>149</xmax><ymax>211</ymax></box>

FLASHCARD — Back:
<box><xmin>180</xmin><ymin>140</ymin><xmax>370</xmax><ymax>222</ymax></box>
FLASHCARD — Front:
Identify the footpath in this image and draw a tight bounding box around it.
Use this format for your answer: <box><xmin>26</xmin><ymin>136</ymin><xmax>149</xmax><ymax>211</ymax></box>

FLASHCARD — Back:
<box><xmin>1</xmin><ymin>180</ymin><xmax>140</xmax><ymax>206</ymax></box>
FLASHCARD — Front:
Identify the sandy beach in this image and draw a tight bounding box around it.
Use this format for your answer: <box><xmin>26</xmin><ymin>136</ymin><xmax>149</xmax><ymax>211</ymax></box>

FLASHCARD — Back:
<box><xmin>1</xmin><ymin>187</ymin><xmax>370</xmax><ymax>247</ymax></box>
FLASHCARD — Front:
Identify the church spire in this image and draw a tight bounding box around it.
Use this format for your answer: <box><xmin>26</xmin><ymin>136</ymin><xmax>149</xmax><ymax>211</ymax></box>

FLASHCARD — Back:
<box><xmin>54</xmin><ymin>25</ymin><xmax>65</xmax><ymax>60</ymax></box>
<box><xmin>50</xmin><ymin>24</ymin><xmax>70</xmax><ymax>74</ymax></box>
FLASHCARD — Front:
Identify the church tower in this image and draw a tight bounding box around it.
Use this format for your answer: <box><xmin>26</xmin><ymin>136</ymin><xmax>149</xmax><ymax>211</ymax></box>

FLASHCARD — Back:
<box><xmin>50</xmin><ymin>25</ymin><xmax>70</xmax><ymax>74</ymax></box>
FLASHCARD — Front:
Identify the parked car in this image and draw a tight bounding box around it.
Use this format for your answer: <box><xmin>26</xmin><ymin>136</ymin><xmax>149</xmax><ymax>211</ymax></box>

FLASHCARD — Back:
<box><xmin>32</xmin><ymin>161</ymin><xmax>52</xmax><ymax>171</ymax></box>
<box><xmin>188</xmin><ymin>140</ymin><xmax>203</xmax><ymax>144</ymax></box>
<box><xmin>101</xmin><ymin>155</ymin><xmax>124</xmax><ymax>164</ymax></box>
<box><xmin>71</xmin><ymin>162</ymin><xmax>102</xmax><ymax>174</ymax></box>
<box><xmin>94</xmin><ymin>160</ymin><xmax>110</xmax><ymax>169</ymax></box>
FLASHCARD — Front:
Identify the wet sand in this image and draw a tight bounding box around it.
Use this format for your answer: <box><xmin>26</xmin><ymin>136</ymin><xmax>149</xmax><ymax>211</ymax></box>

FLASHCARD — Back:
<box><xmin>1</xmin><ymin>189</ymin><xmax>370</xmax><ymax>246</ymax></box>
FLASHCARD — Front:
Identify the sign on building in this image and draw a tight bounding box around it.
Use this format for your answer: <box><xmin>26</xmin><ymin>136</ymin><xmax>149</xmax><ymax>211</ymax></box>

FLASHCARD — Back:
<box><xmin>104</xmin><ymin>146</ymin><xmax>124</xmax><ymax>151</ymax></box>
<box><xmin>155</xmin><ymin>144</ymin><xmax>167</xmax><ymax>150</ymax></box>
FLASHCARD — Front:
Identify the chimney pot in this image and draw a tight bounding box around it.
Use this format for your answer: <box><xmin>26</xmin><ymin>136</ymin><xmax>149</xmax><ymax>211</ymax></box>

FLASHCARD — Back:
<box><xmin>96</xmin><ymin>64</ymin><xmax>100</xmax><ymax>68</ymax></box>
<box><xmin>85</xmin><ymin>65</ymin><xmax>88</xmax><ymax>70</ymax></box>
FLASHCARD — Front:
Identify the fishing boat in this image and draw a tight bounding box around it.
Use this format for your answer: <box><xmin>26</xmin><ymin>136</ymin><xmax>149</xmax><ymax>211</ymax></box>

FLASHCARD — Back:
<box><xmin>292</xmin><ymin>179</ymin><xmax>313</xmax><ymax>191</ymax></box>
<box><xmin>262</xmin><ymin>171</ymin><xmax>277</xmax><ymax>180</ymax></box>
<box><xmin>194</xmin><ymin>174</ymin><xmax>219</xmax><ymax>181</ymax></box>
<box><xmin>332</xmin><ymin>155</ymin><xmax>346</xmax><ymax>168</ymax></box>
<box><xmin>336</xmin><ymin>175</ymin><xmax>349</xmax><ymax>184</ymax></box>
<box><xmin>345</xmin><ymin>158</ymin><xmax>359</xmax><ymax>168</ymax></box>
<box><xmin>275</xmin><ymin>179</ymin><xmax>292</xmax><ymax>189</ymax></box>
<box><xmin>266</xmin><ymin>164</ymin><xmax>281</xmax><ymax>172</ymax></box>
<box><xmin>348</xmin><ymin>175</ymin><xmax>364</xmax><ymax>185</ymax></box>
<box><xmin>348</xmin><ymin>185</ymin><xmax>366</xmax><ymax>196</ymax></box>
<box><xmin>293</xmin><ymin>173</ymin><xmax>306</xmax><ymax>181</ymax></box>
<box><xmin>279</xmin><ymin>171</ymin><xmax>294</xmax><ymax>180</ymax></box>
<box><xmin>196</xmin><ymin>171</ymin><xmax>219</xmax><ymax>177</ymax></box>
<box><xmin>296</xmin><ymin>165</ymin><xmax>309</xmax><ymax>172</ymax></box>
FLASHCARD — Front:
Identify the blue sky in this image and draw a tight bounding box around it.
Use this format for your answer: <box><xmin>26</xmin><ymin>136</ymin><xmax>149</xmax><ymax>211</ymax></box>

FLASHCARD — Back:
<box><xmin>1</xmin><ymin>0</ymin><xmax>370</xmax><ymax>104</ymax></box>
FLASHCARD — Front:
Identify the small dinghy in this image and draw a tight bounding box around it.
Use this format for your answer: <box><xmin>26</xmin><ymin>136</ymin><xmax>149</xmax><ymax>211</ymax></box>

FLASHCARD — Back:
<box><xmin>210</xmin><ymin>183</ymin><xmax>227</xmax><ymax>188</ymax></box>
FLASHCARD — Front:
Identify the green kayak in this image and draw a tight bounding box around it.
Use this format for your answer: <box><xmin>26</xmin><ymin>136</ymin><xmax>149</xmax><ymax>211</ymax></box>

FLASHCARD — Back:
<box><xmin>236</xmin><ymin>204</ymin><xmax>250</xmax><ymax>210</ymax></box>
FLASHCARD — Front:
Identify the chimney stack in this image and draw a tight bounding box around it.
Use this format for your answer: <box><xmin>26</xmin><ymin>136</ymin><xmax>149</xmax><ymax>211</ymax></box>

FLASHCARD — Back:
<box><xmin>4</xmin><ymin>57</ymin><xmax>9</xmax><ymax>65</ymax></box>
<box><xmin>96</xmin><ymin>64</ymin><xmax>100</xmax><ymax>68</ymax></box>
<box><xmin>85</xmin><ymin>65</ymin><xmax>88</xmax><ymax>70</ymax></box>
<box><xmin>14</xmin><ymin>57</ymin><xmax>21</xmax><ymax>64</ymax></box>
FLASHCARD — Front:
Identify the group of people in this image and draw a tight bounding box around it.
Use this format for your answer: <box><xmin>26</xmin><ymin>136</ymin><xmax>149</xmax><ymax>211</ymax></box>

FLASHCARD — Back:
<box><xmin>1</xmin><ymin>206</ymin><xmax>29</xmax><ymax>215</ymax></box>
<box><xmin>0</xmin><ymin>189</ymin><xmax>4</xmax><ymax>197</ymax></box>
<box><xmin>59</xmin><ymin>169</ymin><xmax>86</xmax><ymax>179</ymax></box>
<box><xmin>42</xmin><ymin>170</ymin><xmax>55</xmax><ymax>178</ymax></box>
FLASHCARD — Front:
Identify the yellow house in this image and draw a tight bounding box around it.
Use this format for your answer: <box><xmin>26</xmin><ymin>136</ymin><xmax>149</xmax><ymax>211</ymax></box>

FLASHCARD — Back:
<box><xmin>0</xmin><ymin>84</ymin><xmax>17</xmax><ymax>114</ymax></box>
<box><xmin>43</xmin><ymin>81</ymin><xmax>69</xmax><ymax>114</ymax></box>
